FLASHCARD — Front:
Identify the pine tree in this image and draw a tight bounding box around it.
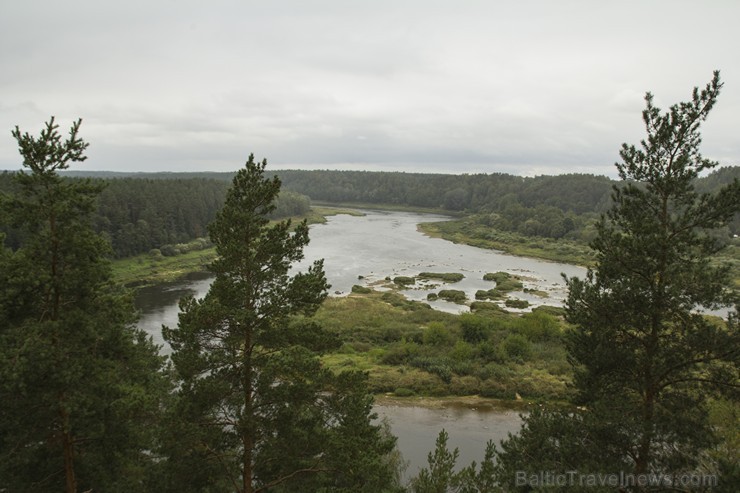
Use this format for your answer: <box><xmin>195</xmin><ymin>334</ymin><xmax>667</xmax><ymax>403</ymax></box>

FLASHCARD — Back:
<box><xmin>162</xmin><ymin>155</ymin><xmax>401</xmax><ymax>492</ymax></box>
<box><xmin>0</xmin><ymin>118</ymin><xmax>169</xmax><ymax>492</ymax></box>
<box><xmin>494</xmin><ymin>73</ymin><xmax>740</xmax><ymax>490</ymax></box>
<box><xmin>566</xmin><ymin>70</ymin><xmax>739</xmax><ymax>476</ymax></box>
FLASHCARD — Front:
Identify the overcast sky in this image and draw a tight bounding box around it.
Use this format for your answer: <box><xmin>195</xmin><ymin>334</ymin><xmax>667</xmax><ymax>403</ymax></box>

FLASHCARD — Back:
<box><xmin>1</xmin><ymin>1</ymin><xmax>738</xmax><ymax>177</ymax></box>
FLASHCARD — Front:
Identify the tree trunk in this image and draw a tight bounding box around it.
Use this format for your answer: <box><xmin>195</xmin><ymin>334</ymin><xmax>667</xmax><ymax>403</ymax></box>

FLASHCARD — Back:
<box><xmin>60</xmin><ymin>402</ymin><xmax>77</xmax><ymax>493</ymax></box>
<box><xmin>243</xmin><ymin>330</ymin><xmax>253</xmax><ymax>493</ymax></box>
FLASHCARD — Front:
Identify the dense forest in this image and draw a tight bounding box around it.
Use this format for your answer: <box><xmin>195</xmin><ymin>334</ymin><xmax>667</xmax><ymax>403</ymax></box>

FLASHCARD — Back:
<box><xmin>3</xmin><ymin>166</ymin><xmax>737</xmax><ymax>261</ymax></box>
<box><xmin>0</xmin><ymin>172</ymin><xmax>310</xmax><ymax>258</ymax></box>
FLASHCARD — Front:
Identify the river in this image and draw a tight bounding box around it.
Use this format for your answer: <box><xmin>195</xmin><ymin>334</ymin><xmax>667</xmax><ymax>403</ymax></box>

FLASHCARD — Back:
<box><xmin>134</xmin><ymin>209</ymin><xmax>584</xmax><ymax>480</ymax></box>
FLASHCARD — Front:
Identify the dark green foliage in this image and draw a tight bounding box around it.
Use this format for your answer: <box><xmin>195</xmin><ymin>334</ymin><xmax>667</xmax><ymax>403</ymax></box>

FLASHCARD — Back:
<box><xmin>410</xmin><ymin>430</ymin><xmax>459</xmax><ymax>493</ymax></box>
<box><xmin>469</xmin><ymin>301</ymin><xmax>506</xmax><ymax>313</ymax></box>
<box><xmin>495</xmin><ymin>72</ymin><xmax>740</xmax><ymax>486</ymax></box>
<box><xmin>393</xmin><ymin>275</ymin><xmax>416</xmax><ymax>285</ymax></box>
<box><xmin>423</xmin><ymin>321</ymin><xmax>455</xmax><ymax>346</ymax></box>
<box><xmin>0</xmin><ymin>118</ymin><xmax>168</xmax><ymax>492</ymax></box>
<box><xmin>5</xmin><ymin>164</ymin><xmax>737</xmax><ymax>262</ymax></box>
<box><xmin>410</xmin><ymin>356</ymin><xmax>454</xmax><ymax>383</ymax></box>
<box><xmin>501</xmin><ymin>334</ymin><xmax>531</xmax><ymax>361</ymax></box>
<box><xmin>567</xmin><ymin>71</ymin><xmax>740</xmax><ymax>476</ymax></box>
<box><xmin>504</xmin><ymin>299</ymin><xmax>529</xmax><ymax>309</ymax></box>
<box><xmin>460</xmin><ymin>313</ymin><xmax>494</xmax><ymax>343</ymax></box>
<box><xmin>161</xmin><ymin>155</ymin><xmax>400</xmax><ymax>493</ymax></box>
<box><xmin>276</xmin><ymin>168</ymin><xmax>614</xmax><ymax>216</ymax></box>
<box><xmin>351</xmin><ymin>284</ymin><xmax>372</xmax><ymax>293</ymax></box>
<box><xmin>437</xmin><ymin>289</ymin><xmax>467</xmax><ymax>303</ymax></box>
<box><xmin>0</xmin><ymin>171</ymin><xmax>311</xmax><ymax>259</ymax></box>
<box><xmin>418</xmin><ymin>272</ymin><xmax>465</xmax><ymax>282</ymax></box>
<box><xmin>493</xmin><ymin>407</ymin><xmax>628</xmax><ymax>492</ymax></box>
<box><xmin>410</xmin><ymin>429</ymin><xmax>497</xmax><ymax>493</ymax></box>
<box><xmin>474</xmin><ymin>289</ymin><xmax>503</xmax><ymax>300</ymax></box>
<box><xmin>483</xmin><ymin>272</ymin><xmax>523</xmax><ymax>292</ymax></box>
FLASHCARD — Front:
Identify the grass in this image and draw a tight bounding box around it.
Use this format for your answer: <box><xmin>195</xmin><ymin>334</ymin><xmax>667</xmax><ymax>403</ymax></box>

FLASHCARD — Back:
<box><xmin>419</xmin><ymin>219</ymin><xmax>595</xmax><ymax>266</ymax></box>
<box><xmin>315</xmin><ymin>288</ymin><xmax>574</xmax><ymax>403</ymax></box>
<box><xmin>111</xmin><ymin>247</ymin><xmax>217</xmax><ymax>287</ymax></box>
<box><xmin>111</xmin><ymin>206</ymin><xmax>362</xmax><ymax>287</ymax></box>
<box><xmin>418</xmin><ymin>272</ymin><xmax>465</xmax><ymax>282</ymax></box>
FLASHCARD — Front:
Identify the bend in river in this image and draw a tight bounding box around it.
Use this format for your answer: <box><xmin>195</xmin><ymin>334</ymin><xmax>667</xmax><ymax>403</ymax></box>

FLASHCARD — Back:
<box><xmin>134</xmin><ymin>210</ymin><xmax>583</xmax><ymax>481</ymax></box>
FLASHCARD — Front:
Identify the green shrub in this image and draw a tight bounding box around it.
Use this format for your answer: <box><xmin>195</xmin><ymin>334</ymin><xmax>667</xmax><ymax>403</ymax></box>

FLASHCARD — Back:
<box><xmin>502</xmin><ymin>333</ymin><xmax>532</xmax><ymax>360</ymax></box>
<box><xmin>450</xmin><ymin>340</ymin><xmax>473</xmax><ymax>362</ymax></box>
<box><xmin>437</xmin><ymin>289</ymin><xmax>467</xmax><ymax>303</ymax></box>
<box><xmin>393</xmin><ymin>276</ymin><xmax>415</xmax><ymax>286</ymax></box>
<box><xmin>427</xmin><ymin>293</ymin><xmax>438</xmax><ymax>301</ymax></box>
<box><xmin>450</xmin><ymin>360</ymin><xmax>474</xmax><ymax>376</ymax></box>
<box><xmin>450</xmin><ymin>375</ymin><xmax>480</xmax><ymax>395</ymax></box>
<box><xmin>410</xmin><ymin>356</ymin><xmax>453</xmax><ymax>384</ymax></box>
<box><xmin>480</xmin><ymin>379</ymin><xmax>515</xmax><ymax>400</ymax></box>
<box><xmin>460</xmin><ymin>313</ymin><xmax>493</xmax><ymax>343</ymax></box>
<box><xmin>418</xmin><ymin>272</ymin><xmax>465</xmax><ymax>283</ymax></box>
<box><xmin>517</xmin><ymin>312</ymin><xmax>561</xmax><ymax>341</ymax></box>
<box><xmin>393</xmin><ymin>387</ymin><xmax>416</xmax><ymax>397</ymax></box>
<box><xmin>423</xmin><ymin>322</ymin><xmax>454</xmax><ymax>346</ymax></box>
<box><xmin>381</xmin><ymin>340</ymin><xmax>419</xmax><ymax>365</ymax></box>
<box><xmin>532</xmin><ymin>305</ymin><xmax>566</xmax><ymax>317</ymax></box>
<box><xmin>470</xmin><ymin>301</ymin><xmax>506</xmax><ymax>313</ymax></box>
<box><xmin>351</xmin><ymin>284</ymin><xmax>372</xmax><ymax>294</ymax></box>
<box><xmin>505</xmin><ymin>299</ymin><xmax>530</xmax><ymax>309</ymax></box>
<box><xmin>475</xmin><ymin>288</ymin><xmax>503</xmax><ymax>300</ymax></box>
<box><xmin>483</xmin><ymin>271</ymin><xmax>523</xmax><ymax>292</ymax></box>
<box><xmin>350</xmin><ymin>341</ymin><xmax>372</xmax><ymax>353</ymax></box>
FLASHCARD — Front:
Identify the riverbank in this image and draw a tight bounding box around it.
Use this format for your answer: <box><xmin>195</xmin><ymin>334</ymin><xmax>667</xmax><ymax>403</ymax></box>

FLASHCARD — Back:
<box><xmin>312</xmin><ymin>200</ymin><xmax>461</xmax><ymax>217</ymax></box>
<box><xmin>419</xmin><ymin>219</ymin><xmax>594</xmax><ymax>266</ymax></box>
<box><xmin>373</xmin><ymin>393</ymin><xmax>547</xmax><ymax>412</ymax></box>
<box><xmin>111</xmin><ymin>206</ymin><xmax>365</xmax><ymax>287</ymax></box>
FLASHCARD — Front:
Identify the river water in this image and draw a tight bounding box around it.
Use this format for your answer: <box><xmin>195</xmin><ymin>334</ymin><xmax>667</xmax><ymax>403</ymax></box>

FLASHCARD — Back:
<box><xmin>134</xmin><ymin>209</ymin><xmax>584</xmax><ymax>480</ymax></box>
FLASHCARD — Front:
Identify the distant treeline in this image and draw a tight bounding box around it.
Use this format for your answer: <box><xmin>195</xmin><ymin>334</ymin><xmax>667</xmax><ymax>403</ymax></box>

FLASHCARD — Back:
<box><xmin>2</xmin><ymin>166</ymin><xmax>737</xmax><ymax>258</ymax></box>
<box><xmin>0</xmin><ymin>173</ymin><xmax>310</xmax><ymax>258</ymax></box>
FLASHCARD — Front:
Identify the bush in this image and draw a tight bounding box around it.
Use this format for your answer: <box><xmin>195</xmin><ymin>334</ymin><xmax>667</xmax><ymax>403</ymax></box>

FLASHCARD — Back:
<box><xmin>423</xmin><ymin>322</ymin><xmax>454</xmax><ymax>346</ymax></box>
<box><xmin>437</xmin><ymin>289</ymin><xmax>467</xmax><ymax>303</ymax></box>
<box><xmin>475</xmin><ymin>289</ymin><xmax>503</xmax><ymax>300</ymax></box>
<box><xmin>381</xmin><ymin>340</ymin><xmax>420</xmax><ymax>365</ymax></box>
<box><xmin>159</xmin><ymin>244</ymin><xmax>180</xmax><ymax>256</ymax></box>
<box><xmin>483</xmin><ymin>271</ymin><xmax>523</xmax><ymax>292</ymax></box>
<box><xmin>393</xmin><ymin>387</ymin><xmax>416</xmax><ymax>397</ymax></box>
<box><xmin>479</xmin><ymin>379</ymin><xmax>515</xmax><ymax>400</ymax></box>
<box><xmin>351</xmin><ymin>284</ymin><xmax>372</xmax><ymax>294</ymax></box>
<box><xmin>470</xmin><ymin>301</ymin><xmax>506</xmax><ymax>313</ymax></box>
<box><xmin>418</xmin><ymin>272</ymin><xmax>465</xmax><ymax>283</ymax></box>
<box><xmin>350</xmin><ymin>341</ymin><xmax>372</xmax><ymax>353</ymax></box>
<box><xmin>460</xmin><ymin>313</ymin><xmax>493</xmax><ymax>343</ymax></box>
<box><xmin>502</xmin><ymin>334</ymin><xmax>532</xmax><ymax>361</ymax></box>
<box><xmin>476</xmin><ymin>341</ymin><xmax>507</xmax><ymax>364</ymax></box>
<box><xmin>517</xmin><ymin>312</ymin><xmax>561</xmax><ymax>342</ymax></box>
<box><xmin>410</xmin><ymin>356</ymin><xmax>453</xmax><ymax>384</ymax></box>
<box><xmin>426</xmin><ymin>293</ymin><xmax>438</xmax><ymax>301</ymax></box>
<box><xmin>505</xmin><ymin>299</ymin><xmax>530</xmax><ymax>309</ymax></box>
<box><xmin>450</xmin><ymin>340</ymin><xmax>473</xmax><ymax>362</ymax></box>
<box><xmin>393</xmin><ymin>276</ymin><xmax>415</xmax><ymax>286</ymax></box>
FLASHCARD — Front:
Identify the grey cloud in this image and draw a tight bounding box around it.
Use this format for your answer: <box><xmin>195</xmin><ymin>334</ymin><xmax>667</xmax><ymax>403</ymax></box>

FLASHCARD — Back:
<box><xmin>1</xmin><ymin>1</ymin><xmax>738</xmax><ymax>174</ymax></box>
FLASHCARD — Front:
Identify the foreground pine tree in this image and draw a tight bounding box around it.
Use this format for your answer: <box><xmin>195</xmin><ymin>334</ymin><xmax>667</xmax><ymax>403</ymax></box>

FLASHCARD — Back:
<box><xmin>494</xmin><ymin>72</ymin><xmax>740</xmax><ymax>491</ymax></box>
<box><xmin>0</xmin><ymin>118</ymin><xmax>169</xmax><ymax>492</ymax></box>
<box><xmin>162</xmin><ymin>155</ymin><xmax>401</xmax><ymax>492</ymax></box>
